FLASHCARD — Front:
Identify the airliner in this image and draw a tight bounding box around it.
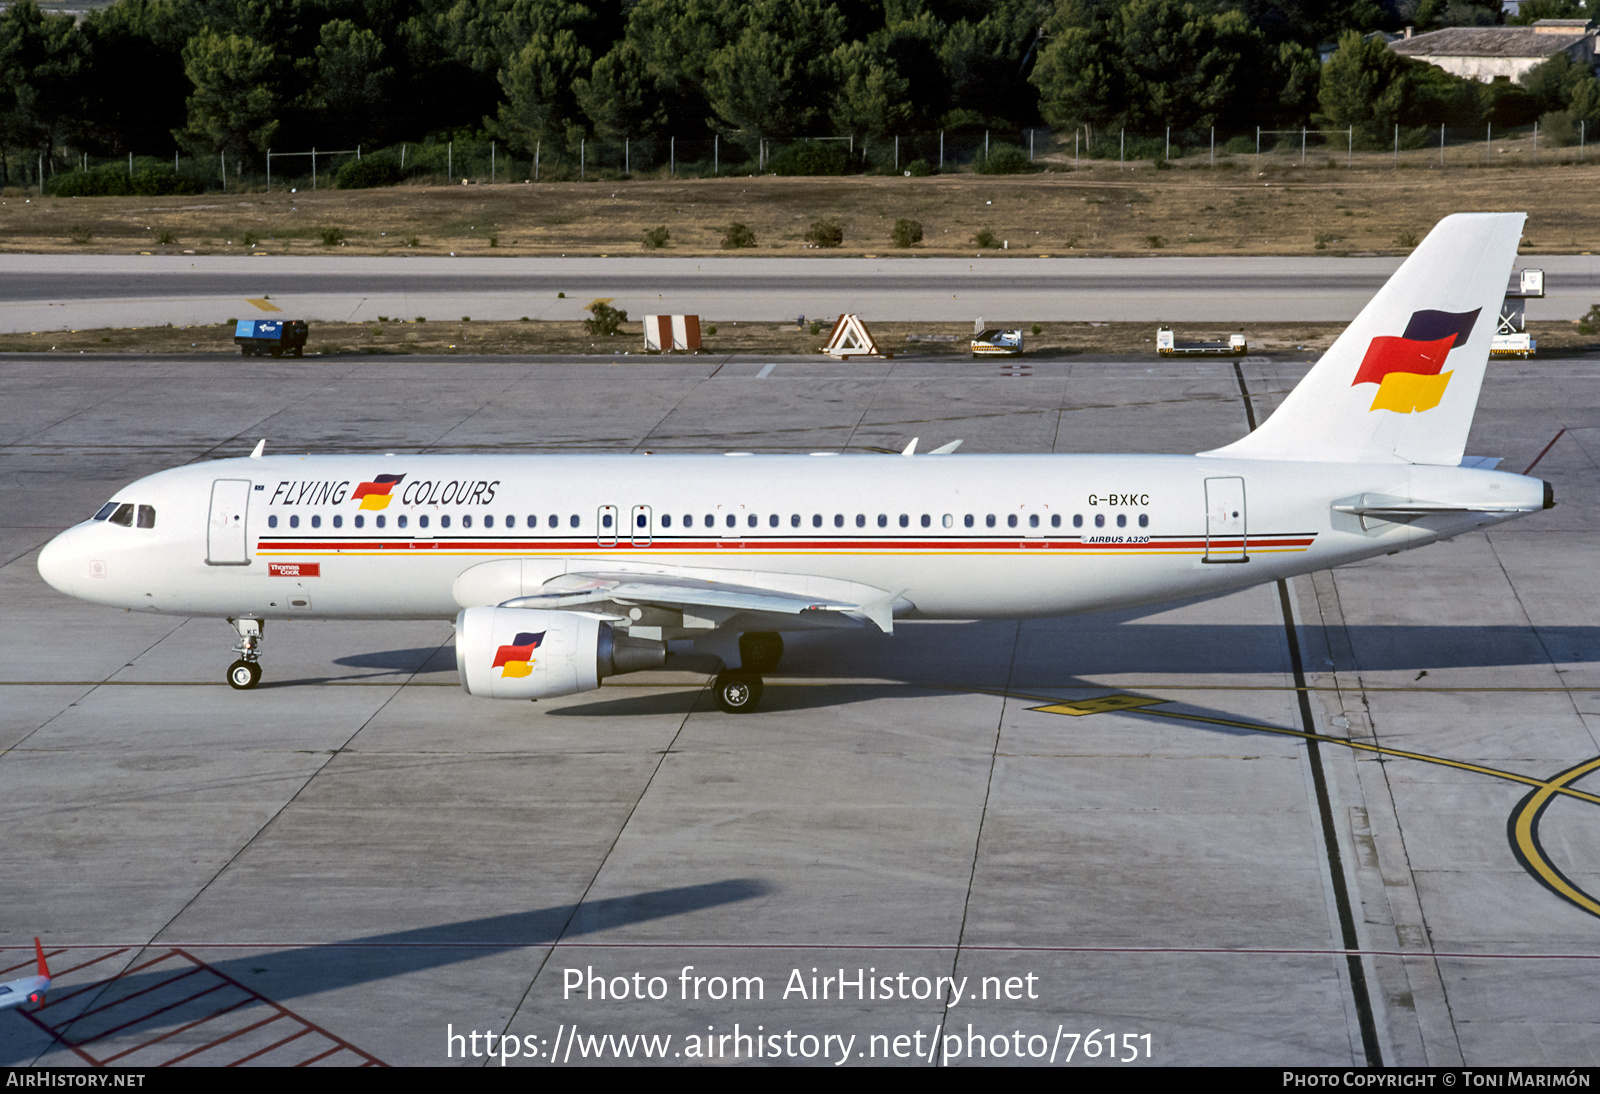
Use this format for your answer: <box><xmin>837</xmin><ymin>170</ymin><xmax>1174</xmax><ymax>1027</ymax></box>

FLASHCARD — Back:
<box><xmin>0</xmin><ymin>939</ymin><xmax>51</xmax><ymax>1012</ymax></box>
<box><xmin>36</xmin><ymin>214</ymin><xmax>1551</xmax><ymax>713</ymax></box>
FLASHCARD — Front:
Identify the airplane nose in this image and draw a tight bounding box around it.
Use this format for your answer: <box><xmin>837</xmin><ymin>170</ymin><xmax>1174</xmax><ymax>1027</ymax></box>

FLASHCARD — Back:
<box><xmin>37</xmin><ymin>529</ymin><xmax>80</xmax><ymax>596</ymax></box>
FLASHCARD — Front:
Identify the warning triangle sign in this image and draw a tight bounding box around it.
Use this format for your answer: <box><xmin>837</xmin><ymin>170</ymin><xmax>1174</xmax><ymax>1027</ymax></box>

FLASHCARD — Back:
<box><xmin>822</xmin><ymin>314</ymin><xmax>892</xmax><ymax>359</ymax></box>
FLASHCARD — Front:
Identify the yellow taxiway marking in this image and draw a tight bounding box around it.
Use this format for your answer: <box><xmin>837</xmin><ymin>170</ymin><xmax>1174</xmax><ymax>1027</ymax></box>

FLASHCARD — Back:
<box><xmin>246</xmin><ymin>298</ymin><xmax>282</xmax><ymax>312</ymax></box>
<box><xmin>584</xmin><ymin>298</ymin><xmax>614</xmax><ymax>311</ymax></box>
<box><xmin>1029</xmin><ymin>690</ymin><xmax>1600</xmax><ymax>919</ymax></box>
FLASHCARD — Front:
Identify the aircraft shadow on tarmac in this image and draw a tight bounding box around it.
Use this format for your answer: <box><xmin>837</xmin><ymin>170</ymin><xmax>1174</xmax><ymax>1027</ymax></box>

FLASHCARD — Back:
<box><xmin>5</xmin><ymin>879</ymin><xmax>770</xmax><ymax>1064</ymax></box>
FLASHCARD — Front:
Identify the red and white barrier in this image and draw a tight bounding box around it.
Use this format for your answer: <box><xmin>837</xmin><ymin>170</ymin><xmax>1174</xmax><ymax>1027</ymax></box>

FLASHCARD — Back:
<box><xmin>644</xmin><ymin>314</ymin><xmax>702</xmax><ymax>352</ymax></box>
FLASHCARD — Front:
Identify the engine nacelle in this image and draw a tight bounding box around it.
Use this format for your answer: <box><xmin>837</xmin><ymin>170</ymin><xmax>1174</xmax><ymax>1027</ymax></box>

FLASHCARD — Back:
<box><xmin>455</xmin><ymin>606</ymin><xmax>666</xmax><ymax>700</ymax></box>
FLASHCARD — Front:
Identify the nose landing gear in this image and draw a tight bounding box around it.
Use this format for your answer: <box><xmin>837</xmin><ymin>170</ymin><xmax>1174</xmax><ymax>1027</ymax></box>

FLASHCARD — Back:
<box><xmin>226</xmin><ymin>618</ymin><xmax>265</xmax><ymax>690</ymax></box>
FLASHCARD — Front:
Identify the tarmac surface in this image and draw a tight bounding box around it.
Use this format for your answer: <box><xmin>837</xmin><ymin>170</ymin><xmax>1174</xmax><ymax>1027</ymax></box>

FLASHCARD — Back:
<box><xmin>1</xmin><ymin>252</ymin><xmax>1595</xmax><ymax>332</ymax></box>
<box><xmin>2</xmin><ymin>350</ymin><xmax>1598</xmax><ymax>1067</ymax></box>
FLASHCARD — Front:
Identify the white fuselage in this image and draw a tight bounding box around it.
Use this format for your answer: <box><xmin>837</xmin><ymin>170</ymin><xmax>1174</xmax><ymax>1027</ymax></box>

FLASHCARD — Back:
<box><xmin>36</xmin><ymin>453</ymin><xmax>1546</xmax><ymax>625</ymax></box>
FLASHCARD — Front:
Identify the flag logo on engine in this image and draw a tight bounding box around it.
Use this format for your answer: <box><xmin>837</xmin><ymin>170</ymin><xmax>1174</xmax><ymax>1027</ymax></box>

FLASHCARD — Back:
<box><xmin>1352</xmin><ymin>308</ymin><xmax>1479</xmax><ymax>414</ymax></box>
<box><xmin>492</xmin><ymin>631</ymin><xmax>546</xmax><ymax>678</ymax></box>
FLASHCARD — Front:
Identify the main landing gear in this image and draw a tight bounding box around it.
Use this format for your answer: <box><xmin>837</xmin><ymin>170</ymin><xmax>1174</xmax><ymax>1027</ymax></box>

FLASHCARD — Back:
<box><xmin>226</xmin><ymin>617</ymin><xmax>265</xmax><ymax>690</ymax></box>
<box><xmin>711</xmin><ymin>632</ymin><xmax>784</xmax><ymax>714</ymax></box>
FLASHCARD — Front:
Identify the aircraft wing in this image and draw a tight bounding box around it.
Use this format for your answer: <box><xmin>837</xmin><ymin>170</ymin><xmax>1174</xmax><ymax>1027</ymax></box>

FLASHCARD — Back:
<box><xmin>501</xmin><ymin>571</ymin><xmax>903</xmax><ymax>634</ymax></box>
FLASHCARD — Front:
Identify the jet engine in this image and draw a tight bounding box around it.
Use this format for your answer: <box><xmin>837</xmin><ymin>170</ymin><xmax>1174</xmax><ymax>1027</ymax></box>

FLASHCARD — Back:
<box><xmin>455</xmin><ymin>606</ymin><xmax>665</xmax><ymax>699</ymax></box>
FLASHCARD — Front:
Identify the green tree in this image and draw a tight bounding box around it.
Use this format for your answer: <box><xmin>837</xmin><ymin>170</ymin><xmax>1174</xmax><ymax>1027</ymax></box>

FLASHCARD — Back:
<box><xmin>574</xmin><ymin>39</ymin><xmax>668</xmax><ymax>141</ymax></box>
<box><xmin>702</xmin><ymin>0</ymin><xmax>846</xmax><ymax>140</ymax></box>
<box><xmin>175</xmin><ymin>28</ymin><xmax>280</xmax><ymax>167</ymax></box>
<box><xmin>305</xmin><ymin>20</ymin><xmax>393</xmax><ymax>146</ymax></box>
<box><xmin>1313</xmin><ymin>29</ymin><xmax>1408</xmax><ymax>138</ymax></box>
<box><xmin>830</xmin><ymin>39</ymin><xmax>911</xmax><ymax>138</ymax></box>
<box><xmin>0</xmin><ymin>1</ymin><xmax>88</xmax><ymax>168</ymax></box>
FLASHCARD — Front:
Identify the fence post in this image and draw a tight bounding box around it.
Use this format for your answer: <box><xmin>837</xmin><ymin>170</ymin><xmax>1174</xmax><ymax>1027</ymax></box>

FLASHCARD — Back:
<box><xmin>220</xmin><ymin>151</ymin><xmax>226</xmax><ymax>193</ymax></box>
<box><xmin>1347</xmin><ymin>127</ymin><xmax>1352</xmax><ymax>167</ymax></box>
<box><xmin>1029</xmin><ymin>128</ymin><xmax>1034</xmax><ymax>162</ymax></box>
<box><xmin>625</xmin><ymin>138</ymin><xmax>629</xmax><ymax>175</ymax></box>
<box><xmin>1486</xmin><ymin>123</ymin><xmax>1491</xmax><ymax>165</ymax></box>
<box><xmin>1075</xmin><ymin>129</ymin><xmax>1079</xmax><ymax>170</ymax></box>
<box><xmin>1440</xmin><ymin>124</ymin><xmax>1444</xmax><ymax>167</ymax></box>
<box><xmin>1301</xmin><ymin>125</ymin><xmax>1305</xmax><ymax>164</ymax></box>
<box><xmin>1394</xmin><ymin>124</ymin><xmax>1398</xmax><ymax>168</ymax></box>
<box><xmin>491</xmin><ymin>141</ymin><xmax>495</xmax><ymax>182</ymax></box>
<box><xmin>1583</xmin><ymin>120</ymin><xmax>1586</xmax><ymax>162</ymax></box>
<box><xmin>895</xmin><ymin>135</ymin><xmax>899</xmax><ymax>171</ymax></box>
<box><xmin>939</xmin><ymin>130</ymin><xmax>943</xmax><ymax>169</ymax></box>
<box><xmin>400</xmin><ymin>144</ymin><xmax>406</xmax><ymax>171</ymax></box>
<box><xmin>38</xmin><ymin>154</ymin><xmax>43</xmax><ymax>196</ymax></box>
<box><xmin>1165</xmin><ymin>126</ymin><xmax>1169</xmax><ymax>163</ymax></box>
<box><xmin>581</xmin><ymin>139</ymin><xmax>585</xmax><ymax>180</ymax></box>
<box><xmin>448</xmin><ymin>141</ymin><xmax>452</xmax><ymax>182</ymax></box>
<box><xmin>535</xmin><ymin>141</ymin><xmax>539</xmax><ymax>182</ymax></box>
<box><xmin>266</xmin><ymin>149</ymin><xmax>271</xmax><ymax>191</ymax></box>
<box><xmin>714</xmin><ymin>135</ymin><xmax>718</xmax><ymax>174</ymax></box>
<box><xmin>1210</xmin><ymin>126</ymin><xmax>1214</xmax><ymax>166</ymax></box>
<box><xmin>312</xmin><ymin>147</ymin><xmax>317</xmax><ymax>189</ymax></box>
<box><xmin>670</xmin><ymin>136</ymin><xmax>675</xmax><ymax>177</ymax></box>
<box><xmin>1120</xmin><ymin>128</ymin><xmax>1124</xmax><ymax>170</ymax></box>
<box><xmin>1255</xmin><ymin>126</ymin><xmax>1260</xmax><ymax>172</ymax></box>
<box><xmin>985</xmin><ymin>129</ymin><xmax>990</xmax><ymax>158</ymax></box>
<box><xmin>1533</xmin><ymin>121</ymin><xmax>1538</xmax><ymax>161</ymax></box>
<box><xmin>128</xmin><ymin>152</ymin><xmax>132</xmax><ymax>177</ymax></box>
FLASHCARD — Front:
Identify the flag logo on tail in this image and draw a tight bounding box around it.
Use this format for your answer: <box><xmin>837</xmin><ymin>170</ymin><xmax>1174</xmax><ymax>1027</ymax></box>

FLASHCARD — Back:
<box><xmin>351</xmin><ymin>474</ymin><xmax>405</xmax><ymax>510</ymax></box>
<box><xmin>1352</xmin><ymin>309</ymin><xmax>1479</xmax><ymax>414</ymax></box>
<box><xmin>492</xmin><ymin>631</ymin><xmax>546</xmax><ymax>678</ymax></box>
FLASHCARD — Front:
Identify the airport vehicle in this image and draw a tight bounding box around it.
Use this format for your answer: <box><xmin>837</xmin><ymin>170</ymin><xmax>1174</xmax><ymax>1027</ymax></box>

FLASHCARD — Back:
<box><xmin>234</xmin><ymin>319</ymin><xmax>308</xmax><ymax>357</ymax></box>
<box><xmin>1156</xmin><ymin>328</ymin><xmax>1248</xmax><ymax>356</ymax></box>
<box><xmin>0</xmin><ymin>940</ymin><xmax>51</xmax><ymax>1012</ymax></box>
<box><xmin>37</xmin><ymin>214</ymin><xmax>1551</xmax><ymax>713</ymax></box>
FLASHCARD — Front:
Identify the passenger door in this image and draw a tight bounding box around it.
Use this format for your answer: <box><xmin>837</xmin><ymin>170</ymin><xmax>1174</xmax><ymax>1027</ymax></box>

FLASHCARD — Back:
<box><xmin>207</xmin><ymin>479</ymin><xmax>252</xmax><ymax>565</ymax></box>
<box><xmin>1203</xmin><ymin>477</ymin><xmax>1247</xmax><ymax>563</ymax></box>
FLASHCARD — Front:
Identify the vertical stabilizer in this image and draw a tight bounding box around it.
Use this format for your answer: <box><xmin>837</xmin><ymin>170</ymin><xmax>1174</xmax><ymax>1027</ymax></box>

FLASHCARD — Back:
<box><xmin>1203</xmin><ymin>212</ymin><xmax>1524</xmax><ymax>465</ymax></box>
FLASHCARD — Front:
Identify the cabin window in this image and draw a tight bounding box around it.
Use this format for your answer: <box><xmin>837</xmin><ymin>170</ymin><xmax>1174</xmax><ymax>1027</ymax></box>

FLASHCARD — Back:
<box><xmin>504</xmin><ymin>515</ymin><xmax>515</xmax><ymax>528</ymax></box>
<box><xmin>333</xmin><ymin>515</ymin><xmax>343</xmax><ymax>529</ymax></box>
<box><xmin>1094</xmin><ymin>514</ymin><xmax>1104</xmax><ymax>528</ymax></box>
<box><xmin>418</xmin><ymin>515</ymin><xmax>429</xmax><ymax>529</ymax></box>
<box><xmin>1073</xmin><ymin>514</ymin><xmax>1083</xmax><ymax>528</ymax></box>
<box><xmin>813</xmin><ymin>514</ymin><xmax>823</xmax><ymax>528</ymax></box>
<box><xmin>484</xmin><ymin>515</ymin><xmax>495</xmax><ymax>529</ymax></box>
<box><xmin>898</xmin><ymin>514</ymin><xmax>909</xmax><ymax>528</ymax></box>
<box><xmin>791</xmin><ymin>514</ymin><xmax>801</xmax><ymax>527</ymax></box>
<box><xmin>1116</xmin><ymin>514</ymin><xmax>1126</xmax><ymax>528</ymax></box>
<box><xmin>601</xmin><ymin>512</ymin><xmax>612</xmax><ymax>529</ymax></box>
<box><xmin>441</xmin><ymin>515</ymin><xmax>451</xmax><ymax>529</ymax></box>
<box><xmin>682</xmin><ymin>514</ymin><xmax>693</xmax><ymax>527</ymax></box>
<box><xmin>396</xmin><ymin>515</ymin><xmax>407</xmax><ymax>529</ymax></box>
<box><xmin>354</xmin><ymin>515</ymin><xmax>364</xmax><ymax>529</ymax></box>
<box><xmin>855</xmin><ymin>514</ymin><xmax>866</xmax><ymax>528</ymax></box>
<box><xmin>769</xmin><ymin>513</ymin><xmax>779</xmax><ymax>527</ymax></box>
<box><xmin>289</xmin><ymin>515</ymin><xmax>299</xmax><ymax>529</ymax></box>
<box><xmin>376</xmin><ymin>515</ymin><xmax>386</xmax><ymax>529</ymax></box>
<box><xmin>748</xmin><ymin>514</ymin><xmax>758</xmax><ymax>528</ymax></box>
<box><xmin>662</xmin><ymin>514</ymin><xmax>673</xmax><ymax>528</ymax></box>
<box><xmin>943</xmin><ymin>514</ymin><xmax>953</xmax><ymax>528</ymax></box>
<box><xmin>878</xmin><ymin>514</ymin><xmax>888</xmax><ymax>528</ymax></box>
<box><xmin>570</xmin><ymin>515</ymin><xmax>580</xmax><ymax>529</ymax></box>
<box><xmin>136</xmin><ymin>505</ymin><xmax>157</xmax><ymax>529</ymax></box>
<box><xmin>985</xmin><ymin>514</ymin><xmax>996</xmax><ymax>528</ymax></box>
<box><xmin>267</xmin><ymin>515</ymin><xmax>278</xmax><ymax>529</ymax></box>
<box><xmin>93</xmin><ymin>502</ymin><xmax>118</xmax><ymax>521</ymax></box>
<box><xmin>545</xmin><ymin>514</ymin><xmax>556</xmax><ymax>528</ymax></box>
<box><xmin>1007</xmin><ymin>514</ymin><xmax>1018</xmax><ymax>529</ymax></box>
<box><xmin>705</xmin><ymin>514</ymin><xmax>714</xmax><ymax>527</ymax></box>
<box><xmin>1028</xmin><ymin>514</ymin><xmax>1039</xmax><ymax>528</ymax></box>
<box><xmin>463</xmin><ymin>514</ymin><xmax>473</xmax><ymax>529</ymax></box>
<box><xmin>1139</xmin><ymin>514</ymin><xmax>1149</xmax><ymax>527</ymax></box>
<box><xmin>310</xmin><ymin>515</ymin><xmax>321</xmax><ymax>529</ymax></box>
<box><xmin>834</xmin><ymin>514</ymin><xmax>844</xmax><ymax>528</ymax></box>
<box><xmin>1051</xmin><ymin>514</ymin><xmax>1061</xmax><ymax>528</ymax></box>
<box><xmin>921</xmin><ymin>514</ymin><xmax>931</xmax><ymax>528</ymax></box>
<box><xmin>964</xmin><ymin>514</ymin><xmax>974</xmax><ymax>528</ymax></box>
<box><xmin>726</xmin><ymin>514</ymin><xmax>736</xmax><ymax>529</ymax></box>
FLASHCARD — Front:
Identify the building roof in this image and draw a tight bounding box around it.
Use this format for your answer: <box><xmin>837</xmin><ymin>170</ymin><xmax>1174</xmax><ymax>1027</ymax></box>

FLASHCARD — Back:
<box><xmin>1391</xmin><ymin>25</ymin><xmax>1588</xmax><ymax>60</ymax></box>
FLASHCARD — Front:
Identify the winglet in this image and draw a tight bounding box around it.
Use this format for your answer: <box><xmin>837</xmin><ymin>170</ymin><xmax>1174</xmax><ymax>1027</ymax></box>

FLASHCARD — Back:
<box><xmin>901</xmin><ymin>438</ymin><xmax>918</xmax><ymax>457</ymax></box>
<box><xmin>929</xmin><ymin>440</ymin><xmax>963</xmax><ymax>455</ymax></box>
<box><xmin>856</xmin><ymin>588</ymin><xmax>905</xmax><ymax>634</ymax></box>
<box><xmin>34</xmin><ymin>937</ymin><xmax>48</xmax><ymax>980</ymax></box>
<box><xmin>249</xmin><ymin>439</ymin><xmax>266</xmax><ymax>459</ymax></box>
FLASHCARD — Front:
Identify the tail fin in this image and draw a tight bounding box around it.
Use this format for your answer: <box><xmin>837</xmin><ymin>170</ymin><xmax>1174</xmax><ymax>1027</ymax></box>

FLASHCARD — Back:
<box><xmin>1204</xmin><ymin>212</ymin><xmax>1524</xmax><ymax>466</ymax></box>
<box><xmin>34</xmin><ymin>937</ymin><xmax>48</xmax><ymax>980</ymax></box>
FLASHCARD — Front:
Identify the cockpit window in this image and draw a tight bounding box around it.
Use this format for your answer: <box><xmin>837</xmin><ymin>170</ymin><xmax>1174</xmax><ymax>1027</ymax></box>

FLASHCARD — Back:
<box><xmin>108</xmin><ymin>503</ymin><xmax>135</xmax><ymax>527</ymax></box>
<box><xmin>93</xmin><ymin>502</ymin><xmax>118</xmax><ymax>521</ymax></box>
<box><xmin>136</xmin><ymin>505</ymin><xmax>156</xmax><ymax>529</ymax></box>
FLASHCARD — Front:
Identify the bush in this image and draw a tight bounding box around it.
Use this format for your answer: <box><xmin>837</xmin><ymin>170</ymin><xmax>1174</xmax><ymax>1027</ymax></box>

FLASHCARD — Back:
<box><xmin>131</xmin><ymin>167</ymin><xmax>199</xmax><ymax>195</ymax></box>
<box><xmin>1540</xmin><ymin>109</ymin><xmax>1580</xmax><ymax>147</ymax></box>
<box><xmin>1578</xmin><ymin>304</ymin><xmax>1600</xmax><ymax>335</ymax></box>
<box><xmin>68</xmin><ymin>225</ymin><xmax>91</xmax><ymax>244</ymax></box>
<box><xmin>805</xmin><ymin>219</ymin><xmax>843</xmax><ymax>247</ymax></box>
<box><xmin>47</xmin><ymin>165</ymin><xmax>129</xmax><ymax>197</ymax></box>
<box><xmin>1225</xmin><ymin>135</ymin><xmax>1255</xmax><ymax>154</ymax></box>
<box><xmin>904</xmin><ymin>158</ymin><xmax>933</xmax><ymax>177</ymax></box>
<box><xmin>972</xmin><ymin>144</ymin><xmax>1032</xmax><ymax>175</ymax></box>
<box><xmin>336</xmin><ymin>156</ymin><xmax>401</xmax><ymax>189</ymax></box>
<box><xmin>891</xmin><ymin>218</ymin><xmax>923</xmax><ymax>247</ymax></box>
<box><xmin>768</xmin><ymin>141</ymin><xmax>854</xmax><ymax>176</ymax></box>
<box><xmin>973</xmin><ymin>228</ymin><xmax>997</xmax><ymax>249</ymax></box>
<box><xmin>722</xmin><ymin>222</ymin><xmax>756</xmax><ymax>249</ymax></box>
<box><xmin>1144</xmin><ymin>234</ymin><xmax>1166</xmax><ymax>249</ymax></box>
<box><xmin>584</xmin><ymin>301</ymin><xmax>628</xmax><ymax>337</ymax></box>
<box><xmin>319</xmin><ymin>227</ymin><xmax>345</xmax><ymax>246</ymax></box>
<box><xmin>642</xmin><ymin>225</ymin><xmax>670</xmax><ymax>249</ymax></box>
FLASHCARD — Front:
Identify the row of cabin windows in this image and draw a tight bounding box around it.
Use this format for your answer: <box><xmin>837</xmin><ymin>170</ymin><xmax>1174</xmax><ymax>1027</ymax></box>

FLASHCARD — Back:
<box><xmin>93</xmin><ymin>502</ymin><xmax>156</xmax><ymax>528</ymax></box>
<box><xmin>263</xmin><ymin>510</ymin><xmax>1150</xmax><ymax>532</ymax></box>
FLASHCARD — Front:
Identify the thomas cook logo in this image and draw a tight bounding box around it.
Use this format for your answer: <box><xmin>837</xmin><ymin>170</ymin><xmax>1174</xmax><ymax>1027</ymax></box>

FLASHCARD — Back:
<box><xmin>1352</xmin><ymin>309</ymin><xmax>1480</xmax><ymax>414</ymax></box>
<box><xmin>492</xmin><ymin>632</ymin><xmax>546</xmax><ymax>678</ymax></box>
<box><xmin>350</xmin><ymin>474</ymin><xmax>405</xmax><ymax>511</ymax></box>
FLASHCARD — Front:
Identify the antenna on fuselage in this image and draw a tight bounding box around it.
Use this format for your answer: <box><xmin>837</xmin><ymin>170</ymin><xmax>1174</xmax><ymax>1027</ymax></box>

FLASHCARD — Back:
<box><xmin>249</xmin><ymin>439</ymin><xmax>266</xmax><ymax>459</ymax></box>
